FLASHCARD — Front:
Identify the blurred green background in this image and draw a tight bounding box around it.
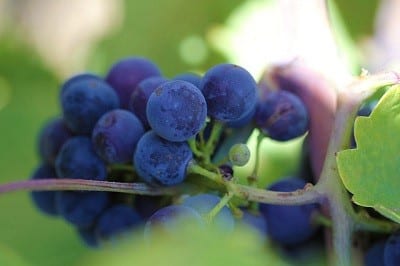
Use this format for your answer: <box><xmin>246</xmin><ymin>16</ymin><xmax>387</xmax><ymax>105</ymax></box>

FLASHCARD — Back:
<box><xmin>0</xmin><ymin>0</ymin><xmax>386</xmax><ymax>265</ymax></box>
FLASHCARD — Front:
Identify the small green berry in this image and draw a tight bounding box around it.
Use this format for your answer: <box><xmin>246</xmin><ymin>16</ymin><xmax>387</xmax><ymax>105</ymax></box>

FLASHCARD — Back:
<box><xmin>228</xmin><ymin>143</ymin><xmax>250</xmax><ymax>166</ymax></box>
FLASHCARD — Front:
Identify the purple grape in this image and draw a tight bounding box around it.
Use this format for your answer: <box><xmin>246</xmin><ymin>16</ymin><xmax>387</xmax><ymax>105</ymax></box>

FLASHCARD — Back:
<box><xmin>144</xmin><ymin>205</ymin><xmax>203</xmax><ymax>238</ymax></box>
<box><xmin>182</xmin><ymin>193</ymin><xmax>234</xmax><ymax>232</ymax></box>
<box><xmin>38</xmin><ymin>118</ymin><xmax>73</xmax><ymax>165</ymax></box>
<box><xmin>106</xmin><ymin>57</ymin><xmax>162</xmax><ymax>108</ymax></box>
<box><xmin>30</xmin><ymin>164</ymin><xmax>59</xmax><ymax>216</ymax></box>
<box><xmin>55</xmin><ymin>137</ymin><xmax>107</xmax><ymax>180</ymax></box>
<box><xmin>56</xmin><ymin>191</ymin><xmax>109</xmax><ymax>228</ymax></box>
<box><xmin>200</xmin><ymin>64</ymin><xmax>257</xmax><ymax>123</ymax></box>
<box><xmin>173</xmin><ymin>72</ymin><xmax>201</xmax><ymax>88</ymax></box>
<box><xmin>60</xmin><ymin>73</ymin><xmax>103</xmax><ymax>98</ymax></box>
<box><xmin>255</xmin><ymin>90</ymin><xmax>309</xmax><ymax>141</ymax></box>
<box><xmin>92</xmin><ymin>109</ymin><xmax>145</xmax><ymax>164</ymax></box>
<box><xmin>61</xmin><ymin>78</ymin><xmax>119</xmax><ymax>135</ymax></box>
<box><xmin>226</xmin><ymin>104</ymin><xmax>256</xmax><ymax>128</ymax></box>
<box><xmin>133</xmin><ymin>131</ymin><xmax>192</xmax><ymax>186</ymax></box>
<box><xmin>364</xmin><ymin>240</ymin><xmax>385</xmax><ymax>266</ymax></box>
<box><xmin>384</xmin><ymin>232</ymin><xmax>400</xmax><ymax>266</ymax></box>
<box><xmin>128</xmin><ymin>76</ymin><xmax>168</xmax><ymax>129</ymax></box>
<box><xmin>95</xmin><ymin>205</ymin><xmax>142</xmax><ymax>241</ymax></box>
<box><xmin>147</xmin><ymin>80</ymin><xmax>207</xmax><ymax>142</ymax></box>
<box><xmin>259</xmin><ymin>177</ymin><xmax>318</xmax><ymax>246</ymax></box>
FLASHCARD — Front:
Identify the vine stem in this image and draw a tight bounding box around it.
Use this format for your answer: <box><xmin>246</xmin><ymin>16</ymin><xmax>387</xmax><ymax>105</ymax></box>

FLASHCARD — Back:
<box><xmin>230</xmin><ymin>183</ymin><xmax>322</xmax><ymax>205</ymax></box>
<box><xmin>314</xmin><ymin>71</ymin><xmax>400</xmax><ymax>266</ymax></box>
<box><xmin>0</xmin><ymin>179</ymin><xmax>183</xmax><ymax>196</ymax></box>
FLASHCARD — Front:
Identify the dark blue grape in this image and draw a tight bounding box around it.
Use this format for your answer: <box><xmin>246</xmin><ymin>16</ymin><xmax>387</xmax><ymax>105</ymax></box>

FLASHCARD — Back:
<box><xmin>95</xmin><ymin>205</ymin><xmax>142</xmax><ymax>241</ymax></box>
<box><xmin>55</xmin><ymin>137</ymin><xmax>107</xmax><ymax>180</ymax></box>
<box><xmin>182</xmin><ymin>193</ymin><xmax>234</xmax><ymax>232</ymax></box>
<box><xmin>128</xmin><ymin>76</ymin><xmax>168</xmax><ymax>129</ymax></box>
<box><xmin>56</xmin><ymin>191</ymin><xmax>109</xmax><ymax>228</ymax></box>
<box><xmin>255</xmin><ymin>90</ymin><xmax>309</xmax><ymax>141</ymax></box>
<box><xmin>259</xmin><ymin>177</ymin><xmax>318</xmax><ymax>246</ymax></box>
<box><xmin>147</xmin><ymin>80</ymin><xmax>207</xmax><ymax>142</ymax></box>
<box><xmin>106</xmin><ymin>57</ymin><xmax>162</xmax><ymax>109</ymax></box>
<box><xmin>384</xmin><ymin>232</ymin><xmax>400</xmax><ymax>266</ymax></box>
<box><xmin>364</xmin><ymin>240</ymin><xmax>385</xmax><ymax>266</ymax></box>
<box><xmin>200</xmin><ymin>64</ymin><xmax>257</xmax><ymax>123</ymax></box>
<box><xmin>92</xmin><ymin>109</ymin><xmax>145</xmax><ymax>164</ymax></box>
<box><xmin>78</xmin><ymin>227</ymin><xmax>98</xmax><ymax>248</ymax></box>
<box><xmin>173</xmin><ymin>72</ymin><xmax>201</xmax><ymax>88</ymax></box>
<box><xmin>60</xmin><ymin>73</ymin><xmax>103</xmax><ymax>98</ymax></box>
<box><xmin>144</xmin><ymin>205</ymin><xmax>203</xmax><ymax>239</ymax></box>
<box><xmin>30</xmin><ymin>164</ymin><xmax>58</xmax><ymax>216</ymax></box>
<box><xmin>226</xmin><ymin>104</ymin><xmax>256</xmax><ymax>128</ymax></box>
<box><xmin>38</xmin><ymin>118</ymin><xmax>73</xmax><ymax>165</ymax></box>
<box><xmin>61</xmin><ymin>78</ymin><xmax>119</xmax><ymax>135</ymax></box>
<box><xmin>134</xmin><ymin>131</ymin><xmax>192</xmax><ymax>186</ymax></box>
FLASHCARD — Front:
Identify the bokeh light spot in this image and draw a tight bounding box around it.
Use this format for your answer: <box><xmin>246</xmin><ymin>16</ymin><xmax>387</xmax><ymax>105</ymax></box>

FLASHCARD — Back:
<box><xmin>179</xmin><ymin>35</ymin><xmax>208</xmax><ymax>66</ymax></box>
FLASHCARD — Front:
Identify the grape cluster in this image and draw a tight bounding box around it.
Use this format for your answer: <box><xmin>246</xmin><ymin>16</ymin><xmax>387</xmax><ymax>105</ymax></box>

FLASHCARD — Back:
<box><xmin>31</xmin><ymin>56</ymin><xmax>315</xmax><ymax>250</ymax></box>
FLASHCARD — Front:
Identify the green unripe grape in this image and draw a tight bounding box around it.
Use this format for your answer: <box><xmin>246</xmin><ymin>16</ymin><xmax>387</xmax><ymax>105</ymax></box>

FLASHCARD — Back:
<box><xmin>228</xmin><ymin>143</ymin><xmax>250</xmax><ymax>166</ymax></box>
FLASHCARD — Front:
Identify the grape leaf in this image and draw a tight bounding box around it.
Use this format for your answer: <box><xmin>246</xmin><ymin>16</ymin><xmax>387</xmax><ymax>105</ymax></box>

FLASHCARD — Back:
<box><xmin>337</xmin><ymin>85</ymin><xmax>400</xmax><ymax>223</ymax></box>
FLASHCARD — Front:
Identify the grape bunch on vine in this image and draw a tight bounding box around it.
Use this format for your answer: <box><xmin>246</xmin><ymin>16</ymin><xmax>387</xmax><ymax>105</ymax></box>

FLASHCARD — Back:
<box><xmin>1</xmin><ymin>1</ymin><xmax>400</xmax><ymax>266</ymax></box>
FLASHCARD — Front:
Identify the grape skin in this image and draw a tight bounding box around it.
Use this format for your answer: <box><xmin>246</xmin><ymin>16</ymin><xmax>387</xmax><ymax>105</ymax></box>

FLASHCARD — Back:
<box><xmin>56</xmin><ymin>191</ymin><xmax>109</xmax><ymax>228</ymax></box>
<box><xmin>200</xmin><ymin>63</ymin><xmax>257</xmax><ymax>123</ymax></box>
<box><xmin>255</xmin><ymin>90</ymin><xmax>309</xmax><ymax>141</ymax></box>
<box><xmin>133</xmin><ymin>131</ymin><xmax>193</xmax><ymax>186</ymax></box>
<box><xmin>60</xmin><ymin>73</ymin><xmax>102</xmax><ymax>99</ymax></box>
<box><xmin>92</xmin><ymin>109</ymin><xmax>145</xmax><ymax>164</ymax></box>
<box><xmin>146</xmin><ymin>80</ymin><xmax>207</xmax><ymax>142</ymax></box>
<box><xmin>384</xmin><ymin>232</ymin><xmax>400</xmax><ymax>266</ymax></box>
<box><xmin>30</xmin><ymin>164</ymin><xmax>59</xmax><ymax>216</ymax></box>
<box><xmin>128</xmin><ymin>76</ymin><xmax>168</xmax><ymax>129</ymax></box>
<box><xmin>95</xmin><ymin>205</ymin><xmax>142</xmax><ymax>241</ymax></box>
<box><xmin>106</xmin><ymin>57</ymin><xmax>162</xmax><ymax>109</ymax></box>
<box><xmin>173</xmin><ymin>72</ymin><xmax>202</xmax><ymax>88</ymax></box>
<box><xmin>364</xmin><ymin>240</ymin><xmax>385</xmax><ymax>266</ymax></box>
<box><xmin>38</xmin><ymin>118</ymin><xmax>73</xmax><ymax>165</ymax></box>
<box><xmin>259</xmin><ymin>177</ymin><xmax>318</xmax><ymax>246</ymax></box>
<box><xmin>55</xmin><ymin>137</ymin><xmax>107</xmax><ymax>181</ymax></box>
<box><xmin>61</xmin><ymin>78</ymin><xmax>120</xmax><ymax>135</ymax></box>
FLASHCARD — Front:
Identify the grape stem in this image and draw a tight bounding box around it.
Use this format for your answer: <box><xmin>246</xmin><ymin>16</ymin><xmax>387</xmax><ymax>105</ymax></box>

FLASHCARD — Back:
<box><xmin>0</xmin><ymin>178</ymin><xmax>184</xmax><ymax>196</ymax></box>
<box><xmin>205</xmin><ymin>192</ymin><xmax>234</xmax><ymax>224</ymax></box>
<box><xmin>203</xmin><ymin>121</ymin><xmax>224</xmax><ymax>164</ymax></box>
<box><xmin>247</xmin><ymin>130</ymin><xmax>263</xmax><ymax>186</ymax></box>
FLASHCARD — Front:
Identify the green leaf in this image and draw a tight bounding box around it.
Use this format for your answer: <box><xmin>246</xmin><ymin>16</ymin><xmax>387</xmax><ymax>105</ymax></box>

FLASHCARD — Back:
<box><xmin>0</xmin><ymin>244</ymin><xmax>30</xmax><ymax>266</ymax></box>
<box><xmin>337</xmin><ymin>85</ymin><xmax>400</xmax><ymax>223</ymax></box>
